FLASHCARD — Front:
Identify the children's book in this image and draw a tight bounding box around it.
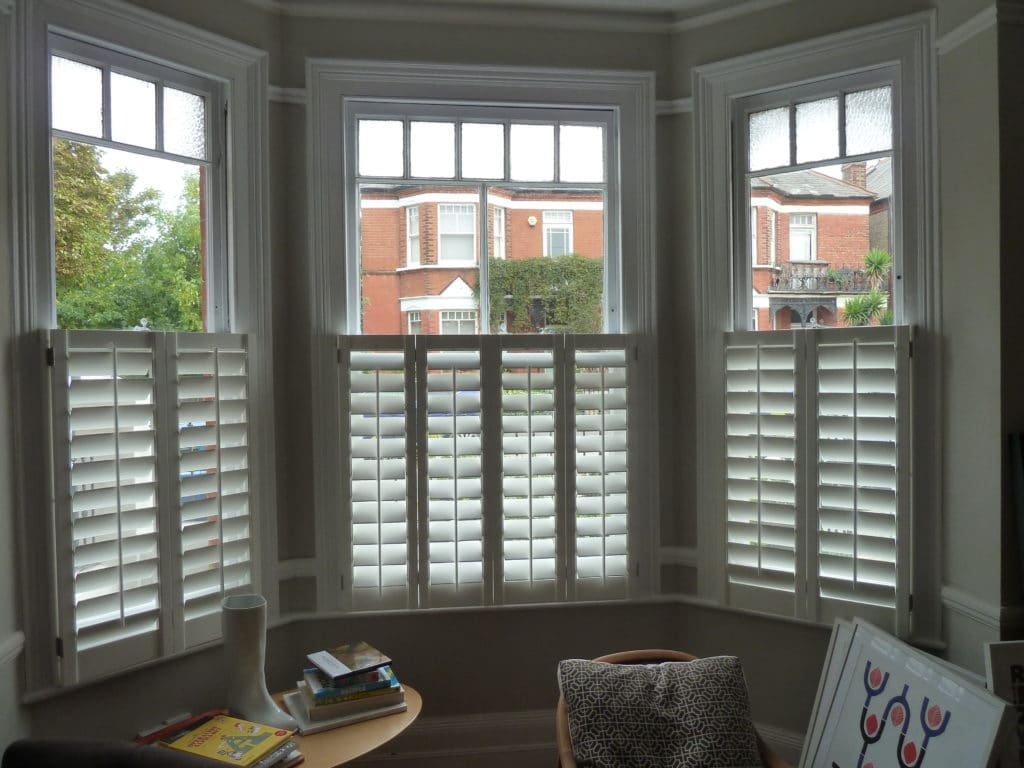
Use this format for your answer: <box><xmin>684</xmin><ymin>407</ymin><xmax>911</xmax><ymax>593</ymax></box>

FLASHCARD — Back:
<box><xmin>306</xmin><ymin>640</ymin><xmax>392</xmax><ymax>682</ymax></box>
<box><xmin>297</xmin><ymin>680</ymin><xmax>405</xmax><ymax>721</ymax></box>
<box><xmin>160</xmin><ymin>714</ymin><xmax>295</xmax><ymax>766</ymax></box>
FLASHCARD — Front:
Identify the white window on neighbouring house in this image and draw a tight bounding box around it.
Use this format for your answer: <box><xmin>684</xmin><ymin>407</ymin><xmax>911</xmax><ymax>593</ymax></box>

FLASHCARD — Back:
<box><xmin>438</xmin><ymin>203</ymin><xmax>475</xmax><ymax>263</ymax></box>
<box><xmin>751</xmin><ymin>206</ymin><xmax>758</xmax><ymax>264</ymax></box>
<box><xmin>16</xmin><ymin>2</ymin><xmax>270</xmax><ymax>692</ymax></box>
<box><xmin>543</xmin><ymin>210</ymin><xmax>573</xmax><ymax>257</ymax></box>
<box><xmin>493</xmin><ymin>205</ymin><xmax>506</xmax><ymax>259</ymax></box>
<box><xmin>406</xmin><ymin>206</ymin><xmax>420</xmax><ymax>265</ymax></box>
<box><xmin>408</xmin><ymin>310</ymin><xmax>422</xmax><ymax>334</ymax></box>
<box><xmin>695</xmin><ymin>15</ymin><xmax>936</xmax><ymax>640</ymax></box>
<box><xmin>439</xmin><ymin>309</ymin><xmax>477</xmax><ymax>334</ymax></box>
<box><xmin>789</xmin><ymin>213</ymin><xmax>817</xmax><ymax>262</ymax></box>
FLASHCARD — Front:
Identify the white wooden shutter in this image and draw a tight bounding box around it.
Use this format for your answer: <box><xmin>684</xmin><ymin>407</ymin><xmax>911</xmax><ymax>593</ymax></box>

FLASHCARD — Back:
<box><xmin>570</xmin><ymin>338</ymin><xmax>630</xmax><ymax>600</ymax></box>
<box><xmin>722</xmin><ymin>326</ymin><xmax>910</xmax><ymax>630</ymax></box>
<box><xmin>814</xmin><ymin>326</ymin><xmax>910</xmax><ymax>626</ymax></box>
<box><xmin>342</xmin><ymin>337</ymin><xmax>415</xmax><ymax>610</ymax></box>
<box><xmin>724</xmin><ymin>331</ymin><xmax>802</xmax><ymax>616</ymax></box>
<box><xmin>170</xmin><ymin>333</ymin><xmax>253</xmax><ymax>646</ymax></box>
<box><xmin>418</xmin><ymin>340</ymin><xmax>486</xmax><ymax>607</ymax></box>
<box><xmin>500</xmin><ymin>338</ymin><xmax>561</xmax><ymax>603</ymax></box>
<box><xmin>50</xmin><ymin>330</ymin><xmax>164</xmax><ymax>683</ymax></box>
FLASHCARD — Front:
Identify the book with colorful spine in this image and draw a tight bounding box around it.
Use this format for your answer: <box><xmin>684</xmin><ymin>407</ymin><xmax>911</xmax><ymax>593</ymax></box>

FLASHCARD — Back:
<box><xmin>303</xmin><ymin>664</ymin><xmax>398</xmax><ymax>703</ymax></box>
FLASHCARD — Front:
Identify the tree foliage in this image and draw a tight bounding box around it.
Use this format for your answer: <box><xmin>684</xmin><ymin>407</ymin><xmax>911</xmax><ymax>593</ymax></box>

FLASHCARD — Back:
<box><xmin>485</xmin><ymin>255</ymin><xmax>603</xmax><ymax>333</ymax></box>
<box><xmin>53</xmin><ymin>138</ymin><xmax>204</xmax><ymax>331</ymax></box>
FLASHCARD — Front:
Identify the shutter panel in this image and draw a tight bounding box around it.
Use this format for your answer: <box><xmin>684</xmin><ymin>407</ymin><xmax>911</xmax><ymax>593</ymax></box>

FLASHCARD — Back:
<box><xmin>571</xmin><ymin>339</ymin><xmax>629</xmax><ymax>599</ymax></box>
<box><xmin>500</xmin><ymin>340</ymin><xmax>560</xmax><ymax>603</ymax></box>
<box><xmin>724</xmin><ymin>332</ymin><xmax>800</xmax><ymax>614</ymax></box>
<box><xmin>814</xmin><ymin>326</ymin><xmax>908</xmax><ymax>622</ymax></box>
<box><xmin>418</xmin><ymin>342</ymin><xmax>486</xmax><ymax>607</ymax></box>
<box><xmin>50</xmin><ymin>330</ymin><xmax>163</xmax><ymax>684</ymax></box>
<box><xmin>171</xmin><ymin>333</ymin><xmax>253</xmax><ymax>646</ymax></box>
<box><xmin>344</xmin><ymin>338</ymin><xmax>415</xmax><ymax>610</ymax></box>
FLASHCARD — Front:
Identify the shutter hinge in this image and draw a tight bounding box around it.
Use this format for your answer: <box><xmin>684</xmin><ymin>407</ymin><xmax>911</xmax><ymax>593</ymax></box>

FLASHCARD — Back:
<box><xmin>55</xmin><ymin>637</ymin><xmax>63</xmax><ymax>658</ymax></box>
<box><xmin>46</xmin><ymin>347</ymin><xmax>55</xmax><ymax>367</ymax></box>
<box><xmin>908</xmin><ymin>593</ymin><xmax>914</xmax><ymax>612</ymax></box>
<box><xmin>339</xmin><ymin>574</ymin><xmax>345</xmax><ymax>591</ymax></box>
<box><xmin>908</xmin><ymin>340</ymin><xmax>914</xmax><ymax>358</ymax></box>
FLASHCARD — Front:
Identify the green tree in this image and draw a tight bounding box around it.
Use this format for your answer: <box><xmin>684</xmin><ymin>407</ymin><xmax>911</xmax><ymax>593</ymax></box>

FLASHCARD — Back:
<box><xmin>53</xmin><ymin>137</ymin><xmax>204</xmax><ymax>331</ymax></box>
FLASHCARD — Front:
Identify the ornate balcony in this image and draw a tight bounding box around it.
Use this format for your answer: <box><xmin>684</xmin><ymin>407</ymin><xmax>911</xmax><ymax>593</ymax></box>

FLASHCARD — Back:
<box><xmin>769</xmin><ymin>261</ymin><xmax>876</xmax><ymax>294</ymax></box>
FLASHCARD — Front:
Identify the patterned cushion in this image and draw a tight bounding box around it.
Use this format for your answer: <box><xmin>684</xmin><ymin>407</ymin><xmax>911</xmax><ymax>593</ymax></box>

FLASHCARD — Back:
<box><xmin>557</xmin><ymin>656</ymin><xmax>763</xmax><ymax>768</ymax></box>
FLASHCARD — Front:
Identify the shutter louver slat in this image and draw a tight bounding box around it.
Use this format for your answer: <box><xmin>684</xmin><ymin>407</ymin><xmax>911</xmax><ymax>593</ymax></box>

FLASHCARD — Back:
<box><xmin>173</xmin><ymin>336</ymin><xmax>253</xmax><ymax>643</ymax></box>
<box><xmin>724</xmin><ymin>336</ymin><xmax>798</xmax><ymax>596</ymax></box>
<box><xmin>573</xmin><ymin>342</ymin><xmax>629</xmax><ymax>592</ymax></box>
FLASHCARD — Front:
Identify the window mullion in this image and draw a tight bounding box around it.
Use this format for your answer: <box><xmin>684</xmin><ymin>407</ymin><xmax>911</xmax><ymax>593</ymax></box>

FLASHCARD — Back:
<box><xmin>479</xmin><ymin>336</ymin><xmax>502</xmax><ymax>605</ymax></box>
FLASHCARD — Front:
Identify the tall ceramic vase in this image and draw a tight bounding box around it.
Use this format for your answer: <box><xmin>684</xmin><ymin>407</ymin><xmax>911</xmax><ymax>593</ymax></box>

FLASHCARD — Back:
<box><xmin>222</xmin><ymin>594</ymin><xmax>298</xmax><ymax>730</ymax></box>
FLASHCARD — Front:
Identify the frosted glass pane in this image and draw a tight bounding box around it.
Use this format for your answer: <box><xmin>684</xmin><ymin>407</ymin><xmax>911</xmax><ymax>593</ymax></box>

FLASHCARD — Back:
<box><xmin>410</xmin><ymin>121</ymin><xmax>455</xmax><ymax>178</ymax></box>
<box><xmin>796</xmin><ymin>97</ymin><xmax>838</xmax><ymax>163</ymax></box>
<box><xmin>560</xmin><ymin>125</ymin><xmax>604</xmax><ymax>183</ymax></box>
<box><xmin>748</xmin><ymin>107</ymin><xmax>790</xmax><ymax>171</ymax></box>
<box><xmin>845</xmin><ymin>87</ymin><xmax>892</xmax><ymax>155</ymax></box>
<box><xmin>359</xmin><ymin>120</ymin><xmax>404</xmax><ymax>177</ymax></box>
<box><xmin>461</xmin><ymin>123</ymin><xmax>504</xmax><ymax>179</ymax></box>
<box><xmin>164</xmin><ymin>88</ymin><xmax>206</xmax><ymax>160</ymax></box>
<box><xmin>510</xmin><ymin>124</ymin><xmax>554</xmax><ymax>182</ymax></box>
<box><xmin>51</xmin><ymin>56</ymin><xmax>103</xmax><ymax>138</ymax></box>
<box><xmin>111</xmin><ymin>73</ymin><xmax>156</xmax><ymax>149</ymax></box>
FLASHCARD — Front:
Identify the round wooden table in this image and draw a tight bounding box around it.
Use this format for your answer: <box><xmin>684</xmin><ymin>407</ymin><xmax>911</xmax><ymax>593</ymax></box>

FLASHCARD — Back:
<box><xmin>272</xmin><ymin>686</ymin><xmax>421</xmax><ymax>767</ymax></box>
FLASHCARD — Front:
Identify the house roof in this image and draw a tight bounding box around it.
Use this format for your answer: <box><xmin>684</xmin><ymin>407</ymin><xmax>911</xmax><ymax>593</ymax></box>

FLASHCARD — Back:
<box><xmin>751</xmin><ymin>169</ymin><xmax>875</xmax><ymax>200</ymax></box>
<box><xmin>866</xmin><ymin>157</ymin><xmax>893</xmax><ymax>202</ymax></box>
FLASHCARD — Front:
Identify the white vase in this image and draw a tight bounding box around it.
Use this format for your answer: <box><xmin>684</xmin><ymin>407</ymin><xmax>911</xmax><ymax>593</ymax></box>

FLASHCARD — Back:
<box><xmin>222</xmin><ymin>594</ymin><xmax>298</xmax><ymax>730</ymax></box>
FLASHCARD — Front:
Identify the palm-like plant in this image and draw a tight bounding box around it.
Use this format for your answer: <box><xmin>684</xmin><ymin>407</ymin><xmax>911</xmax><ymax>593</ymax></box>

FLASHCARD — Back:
<box><xmin>864</xmin><ymin>248</ymin><xmax>892</xmax><ymax>290</ymax></box>
<box><xmin>842</xmin><ymin>289</ymin><xmax>888</xmax><ymax>326</ymax></box>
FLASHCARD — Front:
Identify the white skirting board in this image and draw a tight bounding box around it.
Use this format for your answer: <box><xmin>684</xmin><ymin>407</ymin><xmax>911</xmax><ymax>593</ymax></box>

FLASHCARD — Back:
<box><xmin>348</xmin><ymin>708</ymin><xmax>805</xmax><ymax>767</ymax></box>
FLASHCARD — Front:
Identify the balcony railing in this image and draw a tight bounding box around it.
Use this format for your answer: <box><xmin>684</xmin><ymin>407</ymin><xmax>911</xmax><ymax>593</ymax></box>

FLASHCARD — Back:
<box><xmin>769</xmin><ymin>262</ymin><xmax>879</xmax><ymax>294</ymax></box>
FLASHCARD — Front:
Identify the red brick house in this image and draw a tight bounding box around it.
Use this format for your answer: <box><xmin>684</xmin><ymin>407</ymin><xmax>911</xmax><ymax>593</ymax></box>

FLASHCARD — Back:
<box><xmin>359</xmin><ymin>185</ymin><xmax>604</xmax><ymax>334</ymax></box>
<box><xmin>751</xmin><ymin>160</ymin><xmax>892</xmax><ymax>330</ymax></box>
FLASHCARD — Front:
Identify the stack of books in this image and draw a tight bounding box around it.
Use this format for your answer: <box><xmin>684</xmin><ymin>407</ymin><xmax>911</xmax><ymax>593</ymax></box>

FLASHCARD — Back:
<box><xmin>139</xmin><ymin>711</ymin><xmax>302</xmax><ymax>768</ymax></box>
<box><xmin>283</xmin><ymin>640</ymin><xmax>407</xmax><ymax>735</ymax></box>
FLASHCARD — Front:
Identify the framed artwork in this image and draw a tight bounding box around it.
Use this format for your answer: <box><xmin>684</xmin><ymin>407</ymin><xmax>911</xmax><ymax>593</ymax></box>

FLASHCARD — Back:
<box><xmin>800</xmin><ymin>619</ymin><xmax>1009</xmax><ymax>768</ymax></box>
<box><xmin>985</xmin><ymin>639</ymin><xmax>1024</xmax><ymax>767</ymax></box>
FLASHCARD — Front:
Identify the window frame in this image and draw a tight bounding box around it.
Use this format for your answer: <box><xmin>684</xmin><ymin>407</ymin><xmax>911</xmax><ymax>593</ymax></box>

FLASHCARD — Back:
<box><xmin>437</xmin><ymin>202</ymin><xmax>477</xmax><ymax>264</ymax></box>
<box><xmin>406</xmin><ymin>205</ymin><xmax>420</xmax><ymax>266</ymax></box>
<box><xmin>439</xmin><ymin>309</ymin><xmax>478</xmax><ymax>334</ymax></box>
<box><xmin>307</xmin><ymin>60</ymin><xmax>656</xmax><ymax>614</ymax></box>
<box><xmin>693</xmin><ymin>12</ymin><xmax>939</xmax><ymax>643</ymax></box>
<box><xmin>10</xmin><ymin>0</ymin><xmax>272</xmax><ymax>693</ymax></box>
<box><xmin>542</xmin><ymin>209</ymin><xmax>574</xmax><ymax>257</ymax></box>
<box><xmin>788</xmin><ymin>213</ymin><xmax>817</xmax><ymax>262</ymax></box>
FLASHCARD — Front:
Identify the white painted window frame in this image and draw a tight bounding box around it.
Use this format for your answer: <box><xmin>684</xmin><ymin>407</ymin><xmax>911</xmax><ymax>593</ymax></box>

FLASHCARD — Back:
<box><xmin>9</xmin><ymin>0</ymin><xmax>273</xmax><ymax>693</ymax></box>
<box><xmin>542</xmin><ymin>209</ymin><xmax>574</xmax><ymax>257</ymax></box>
<box><xmin>408</xmin><ymin>310</ymin><xmax>422</xmax><ymax>335</ymax></box>
<box><xmin>307</xmin><ymin>60</ymin><xmax>656</xmax><ymax>614</ymax></box>
<box><xmin>439</xmin><ymin>309</ymin><xmax>478</xmax><ymax>335</ymax></box>
<box><xmin>493</xmin><ymin>205</ymin><xmax>506</xmax><ymax>259</ymax></box>
<box><xmin>406</xmin><ymin>205</ymin><xmax>420</xmax><ymax>266</ymax></box>
<box><xmin>437</xmin><ymin>202</ymin><xmax>476</xmax><ymax>264</ymax></box>
<box><xmin>693</xmin><ymin>12</ymin><xmax>940</xmax><ymax>644</ymax></box>
<box><xmin>788</xmin><ymin>213</ymin><xmax>817</xmax><ymax>262</ymax></box>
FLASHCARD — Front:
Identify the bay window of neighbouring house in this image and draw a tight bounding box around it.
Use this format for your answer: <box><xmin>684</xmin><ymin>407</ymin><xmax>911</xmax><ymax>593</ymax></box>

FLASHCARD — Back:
<box><xmin>12</xmin><ymin>0</ymin><xmax>270</xmax><ymax>691</ymax></box>
<box><xmin>695</xmin><ymin>13</ymin><xmax>939</xmax><ymax>642</ymax></box>
<box><xmin>308</xmin><ymin>62</ymin><xmax>655</xmax><ymax>614</ymax></box>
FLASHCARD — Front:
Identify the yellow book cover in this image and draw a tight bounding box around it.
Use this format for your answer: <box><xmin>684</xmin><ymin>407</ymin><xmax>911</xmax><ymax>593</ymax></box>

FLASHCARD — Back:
<box><xmin>161</xmin><ymin>714</ymin><xmax>294</xmax><ymax>766</ymax></box>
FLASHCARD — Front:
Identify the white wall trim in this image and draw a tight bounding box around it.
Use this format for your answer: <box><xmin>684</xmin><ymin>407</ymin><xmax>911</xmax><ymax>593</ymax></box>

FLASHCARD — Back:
<box><xmin>655</xmin><ymin>97</ymin><xmax>693</xmax><ymax>115</ymax></box>
<box><xmin>660</xmin><ymin>545</ymin><xmax>698</xmax><ymax>567</ymax></box>
<box><xmin>269</xmin><ymin>85</ymin><xmax>306</xmax><ymax>105</ymax></box>
<box><xmin>0</xmin><ymin>631</ymin><xmax>25</xmax><ymax>667</ymax></box>
<box><xmin>941</xmin><ymin>584</ymin><xmax>1000</xmax><ymax>630</ymax></box>
<box><xmin>669</xmin><ymin>0</ymin><xmax>790</xmax><ymax>33</ymax></box>
<box><xmin>935</xmin><ymin>6</ymin><xmax>996</xmax><ymax>55</ymax></box>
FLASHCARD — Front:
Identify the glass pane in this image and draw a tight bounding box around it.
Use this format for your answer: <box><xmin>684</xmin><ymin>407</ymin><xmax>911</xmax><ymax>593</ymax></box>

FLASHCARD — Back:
<box><xmin>845</xmin><ymin>87</ymin><xmax>892</xmax><ymax>155</ymax></box>
<box><xmin>748</xmin><ymin>107</ymin><xmax>790</xmax><ymax>172</ymax></box>
<box><xmin>560</xmin><ymin>125</ymin><xmax>604</xmax><ymax>183</ymax></box>
<box><xmin>510</xmin><ymin>124</ymin><xmax>554</xmax><ymax>182</ymax></box>
<box><xmin>485</xmin><ymin>187</ymin><xmax>604</xmax><ymax>334</ymax></box>
<box><xmin>358</xmin><ymin>184</ymin><xmax>479</xmax><ymax>334</ymax></box>
<box><xmin>53</xmin><ymin>138</ymin><xmax>207</xmax><ymax>331</ymax></box>
<box><xmin>747</xmin><ymin>160</ymin><xmax>893</xmax><ymax>332</ymax></box>
<box><xmin>796</xmin><ymin>97</ymin><xmax>838</xmax><ymax>164</ymax></box>
<box><xmin>111</xmin><ymin>73</ymin><xmax>156</xmax><ymax>149</ymax></box>
<box><xmin>462</xmin><ymin>123</ymin><xmax>504</xmax><ymax>179</ymax></box>
<box><xmin>163</xmin><ymin>87</ymin><xmax>207</xmax><ymax>160</ymax></box>
<box><xmin>410</xmin><ymin>121</ymin><xmax>455</xmax><ymax>178</ymax></box>
<box><xmin>359</xmin><ymin>120</ymin><xmax>404</xmax><ymax>177</ymax></box>
<box><xmin>51</xmin><ymin>56</ymin><xmax>103</xmax><ymax>138</ymax></box>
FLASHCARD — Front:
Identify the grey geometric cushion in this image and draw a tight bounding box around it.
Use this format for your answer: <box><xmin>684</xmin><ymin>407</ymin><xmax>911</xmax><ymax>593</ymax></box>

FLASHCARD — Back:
<box><xmin>557</xmin><ymin>656</ymin><xmax>762</xmax><ymax>768</ymax></box>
